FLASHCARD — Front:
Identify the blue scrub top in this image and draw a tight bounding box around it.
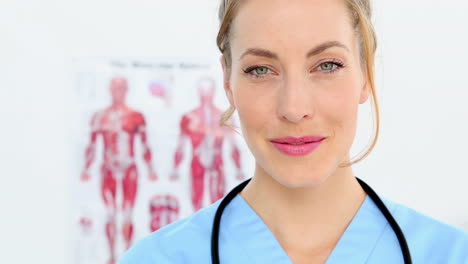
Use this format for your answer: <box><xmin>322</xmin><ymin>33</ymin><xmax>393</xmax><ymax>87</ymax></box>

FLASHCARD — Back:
<box><xmin>119</xmin><ymin>194</ymin><xmax>468</xmax><ymax>263</ymax></box>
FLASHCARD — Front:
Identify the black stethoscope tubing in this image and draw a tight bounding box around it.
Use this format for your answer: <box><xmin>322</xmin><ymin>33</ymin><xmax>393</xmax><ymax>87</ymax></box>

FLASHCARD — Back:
<box><xmin>211</xmin><ymin>177</ymin><xmax>412</xmax><ymax>264</ymax></box>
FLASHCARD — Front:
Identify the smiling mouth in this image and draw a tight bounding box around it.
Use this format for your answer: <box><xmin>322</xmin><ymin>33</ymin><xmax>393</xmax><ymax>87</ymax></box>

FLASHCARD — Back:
<box><xmin>269</xmin><ymin>136</ymin><xmax>325</xmax><ymax>156</ymax></box>
<box><xmin>270</xmin><ymin>136</ymin><xmax>325</xmax><ymax>144</ymax></box>
<box><xmin>280</xmin><ymin>142</ymin><xmax>307</xmax><ymax>145</ymax></box>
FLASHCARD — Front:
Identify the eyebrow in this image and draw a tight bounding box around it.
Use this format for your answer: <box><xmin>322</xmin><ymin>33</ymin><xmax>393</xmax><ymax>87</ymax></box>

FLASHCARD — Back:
<box><xmin>239</xmin><ymin>41</ymin><xmax>350</xmax><ymax>60</ymax></box>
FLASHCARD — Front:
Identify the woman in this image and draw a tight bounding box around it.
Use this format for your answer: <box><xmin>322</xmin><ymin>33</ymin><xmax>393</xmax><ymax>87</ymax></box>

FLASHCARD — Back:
<box><xmin>119</xmin><ymin>0</ymin><xmax>468</xmax><ymax>263</ymax></box>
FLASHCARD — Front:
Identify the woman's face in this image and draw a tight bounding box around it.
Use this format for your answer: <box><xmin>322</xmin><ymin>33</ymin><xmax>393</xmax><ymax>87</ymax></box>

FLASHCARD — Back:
<box><xmin>222</xmin><ymin>0</ymin><xmax>369</xmax><ymax>187</ymax></box>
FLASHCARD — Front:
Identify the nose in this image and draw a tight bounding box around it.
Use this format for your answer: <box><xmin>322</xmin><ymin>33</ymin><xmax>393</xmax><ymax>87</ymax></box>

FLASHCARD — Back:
<box><xmin>277</xmin><ymin>77</ymin><xmax>314</xmax><ymax>123</ymax></box>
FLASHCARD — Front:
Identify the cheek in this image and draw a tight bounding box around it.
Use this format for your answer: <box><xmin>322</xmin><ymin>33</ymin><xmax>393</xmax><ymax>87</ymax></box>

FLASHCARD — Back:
<box><xmin>231</xmin><ymin>80</ymin><xmax>280</xmax><ymax>163</ymax></box>
<box><xmin>321</xmin><ymin>91</ymin><xmax>359</xmax><ymax>121</ymax></box>
<box><xmin>317</xmin><ymin>78</ymin><xmax>361</xmax><ymax>143</ymax></box>
<box><xmin>232</xmin><ymin>79</ymin><xmax>276</xmax><ymax>132</ymax></box>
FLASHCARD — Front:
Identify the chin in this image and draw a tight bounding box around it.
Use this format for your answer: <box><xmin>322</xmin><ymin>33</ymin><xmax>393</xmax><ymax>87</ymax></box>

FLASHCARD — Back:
<box><xmin>270</xmin><ymin>166</ymin><xmax>331</xmax><ymax>189</ymax></box>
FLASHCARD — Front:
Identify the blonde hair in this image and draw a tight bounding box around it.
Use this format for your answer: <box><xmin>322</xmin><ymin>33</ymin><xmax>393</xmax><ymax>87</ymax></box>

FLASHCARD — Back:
<box><xmin>217</xmin><ymin>0</ymin><xmax>380</xmax><ymax>166</ymax></box>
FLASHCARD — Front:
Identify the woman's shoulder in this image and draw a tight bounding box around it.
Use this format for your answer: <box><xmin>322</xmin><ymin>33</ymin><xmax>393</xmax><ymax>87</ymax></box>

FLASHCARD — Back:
<box><xmin>118</xmin><ymin>200</ymin><xmax>220</xmax><ymax>264</ymax></box>
<box><xmin>387</xmin><ymin>198</ymin><xmax>468</xmax><ymax>239</ymax></box>
<box><xmin>380</xmin><ymin>198</ymin><xmax>468</xmax><ymax>262</ymax></box>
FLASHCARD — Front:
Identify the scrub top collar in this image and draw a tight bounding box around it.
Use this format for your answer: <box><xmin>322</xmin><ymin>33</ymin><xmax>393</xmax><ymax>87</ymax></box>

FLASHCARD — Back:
<box><xmin>221</xmin><ymin>194</ymin><xmax>397</xmax><ymax>264</ymax></box>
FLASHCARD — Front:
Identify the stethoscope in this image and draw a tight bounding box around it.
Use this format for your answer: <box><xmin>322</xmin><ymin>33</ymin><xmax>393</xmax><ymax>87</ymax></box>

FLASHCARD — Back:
<box><xmin>211</xmin><ymin>177</ymin><xmax>412</xmax><ymax>264</ymax></box>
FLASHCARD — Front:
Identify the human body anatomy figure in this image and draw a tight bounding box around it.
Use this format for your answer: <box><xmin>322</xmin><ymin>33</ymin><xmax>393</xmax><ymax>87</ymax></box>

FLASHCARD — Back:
<box><xmin>81</xmin><ymin>77</ymin><xmax>157</xmax><ymax>264</ymax></box>
<box><xmin>171</xmin><ymin>77</ymin><xmax>243</xmax><ymax>212</ymax></box>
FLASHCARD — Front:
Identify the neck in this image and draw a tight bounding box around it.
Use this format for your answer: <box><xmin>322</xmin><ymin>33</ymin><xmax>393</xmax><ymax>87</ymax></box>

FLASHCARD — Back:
<box><xmin>240</xmin><ymin>164</ymin><xmax>366</xmax><ymax>258</ymax></box>
<box><xmin>201</xmin><ymin>101</ymin><xmax>213</xmax><ymax>108</ymax></box>
<box><xmin>111</xmin><ymin>102</ymin><xmax>125</xmax><ymax>108</ymax></box>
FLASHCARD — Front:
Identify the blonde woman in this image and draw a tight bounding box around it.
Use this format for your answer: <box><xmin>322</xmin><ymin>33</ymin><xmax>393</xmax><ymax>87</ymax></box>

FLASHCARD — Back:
<box><xmin>120</xmin><ymin>0</ymin><xmax>468</xmax><ymax>263</ymax></box>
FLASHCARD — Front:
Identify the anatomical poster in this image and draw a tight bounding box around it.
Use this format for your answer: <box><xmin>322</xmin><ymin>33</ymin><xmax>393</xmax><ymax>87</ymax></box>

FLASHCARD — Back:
<box><xmin>70</xmin><ymin>58</ymin><xmax>253</xmax><ymax>264</ymax></box>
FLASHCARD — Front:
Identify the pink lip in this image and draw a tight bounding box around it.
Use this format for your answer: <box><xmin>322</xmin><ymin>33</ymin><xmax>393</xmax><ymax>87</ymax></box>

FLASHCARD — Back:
<box><xmin>270</xmin><ymin>136</ymin><xmax>325</xmax><ymax>156</ymax></box>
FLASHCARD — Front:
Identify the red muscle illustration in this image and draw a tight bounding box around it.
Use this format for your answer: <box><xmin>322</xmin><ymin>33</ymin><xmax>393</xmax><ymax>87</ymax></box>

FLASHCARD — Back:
<box><xmin>171</xmin><ymin>77</ymin><xmax>244</xmax><ymax>212</ymax></box>
<box><xmin>149</xmin><ymin>194</ymin><xmax>180</xmax><ymax>232</ymax></box>
<box><xmin>80</xmin><ymin>77</ymin><xmax>157</xmax><ymax>264</ymax></box>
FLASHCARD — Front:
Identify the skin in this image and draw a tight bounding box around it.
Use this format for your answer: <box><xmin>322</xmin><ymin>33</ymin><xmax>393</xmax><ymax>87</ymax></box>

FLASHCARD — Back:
<box><xmin>221</xmin><ymin>0</ymin><xmax>370</xmax><ymax>263</ymax></box>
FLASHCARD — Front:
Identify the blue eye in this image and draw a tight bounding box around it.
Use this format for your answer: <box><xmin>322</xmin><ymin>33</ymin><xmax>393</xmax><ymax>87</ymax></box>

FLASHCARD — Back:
<box><xmin>320</xmin><ymin>62</ymin><xmax>335</xmax><ymax>71</ymax></box>
<box><xmin>317</xmin><ymin>61</ymin><xmax>344</xmax><ymax>73</ymax></box>
<box><xmin>253</xmin><ymin>67</ymin><xmax>269</xmax><ymax>75</ymax></box>
<box><xmin>243</xmin><ymin>66</ymin><xmax>272</xmax><ymax>78</ymax></box>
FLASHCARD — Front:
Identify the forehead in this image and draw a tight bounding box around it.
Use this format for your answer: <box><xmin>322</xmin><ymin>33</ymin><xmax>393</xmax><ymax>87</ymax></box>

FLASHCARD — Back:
<box><xmin>230</xmin><ymin>0</ymin><xmax>355</xmax><ymax>57</ymax></box>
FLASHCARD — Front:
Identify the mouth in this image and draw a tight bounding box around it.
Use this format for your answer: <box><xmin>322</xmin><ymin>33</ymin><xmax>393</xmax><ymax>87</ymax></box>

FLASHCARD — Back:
<box><xmin>270</xmin><ymin>136</ymin><xmax>325</xmax><ymax>156</ymax></box>
<box><xmin>270</xmin><ymin>136</ymin><xmax>325</xmax><ymax>144</ymax></box>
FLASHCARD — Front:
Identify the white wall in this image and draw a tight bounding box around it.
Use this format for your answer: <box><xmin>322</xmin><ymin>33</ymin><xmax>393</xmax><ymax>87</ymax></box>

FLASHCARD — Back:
<box><xmin>0</xmin><ymin>0</ymin><xmax>466</xmax><ymax>263</ymax></box>
<box><xmin>357</xmin><ymin>0</ymin><xmax>468</xmax><ymax>228</ymax></box>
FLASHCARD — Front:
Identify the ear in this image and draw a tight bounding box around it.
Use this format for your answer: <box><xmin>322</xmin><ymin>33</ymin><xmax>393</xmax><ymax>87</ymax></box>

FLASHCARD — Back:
<box><xmin>359</xmin><ymin>71</ymin><xmax>370</xmax><ymax>104</ymax></box>
<box><xmin>220</xmin><ymin>55</ymin><xmax>235</xmax><ymax>107</ymax></box>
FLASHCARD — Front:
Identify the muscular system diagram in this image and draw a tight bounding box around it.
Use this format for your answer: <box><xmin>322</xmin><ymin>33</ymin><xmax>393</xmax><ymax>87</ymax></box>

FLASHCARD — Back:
<box><xmin>149</xmin><ymin>194</ymin><xmax>180</xmax><ymax>232</ymax></box>
<box><xmin>171</xmin><ymin>77</ymin><xmax>244</xmax><ymax>212</ymax></box>
<box><xmin>80</xmin><ymin>77</ymin><xmax>157</xmax><ymax>264</ymax></box>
